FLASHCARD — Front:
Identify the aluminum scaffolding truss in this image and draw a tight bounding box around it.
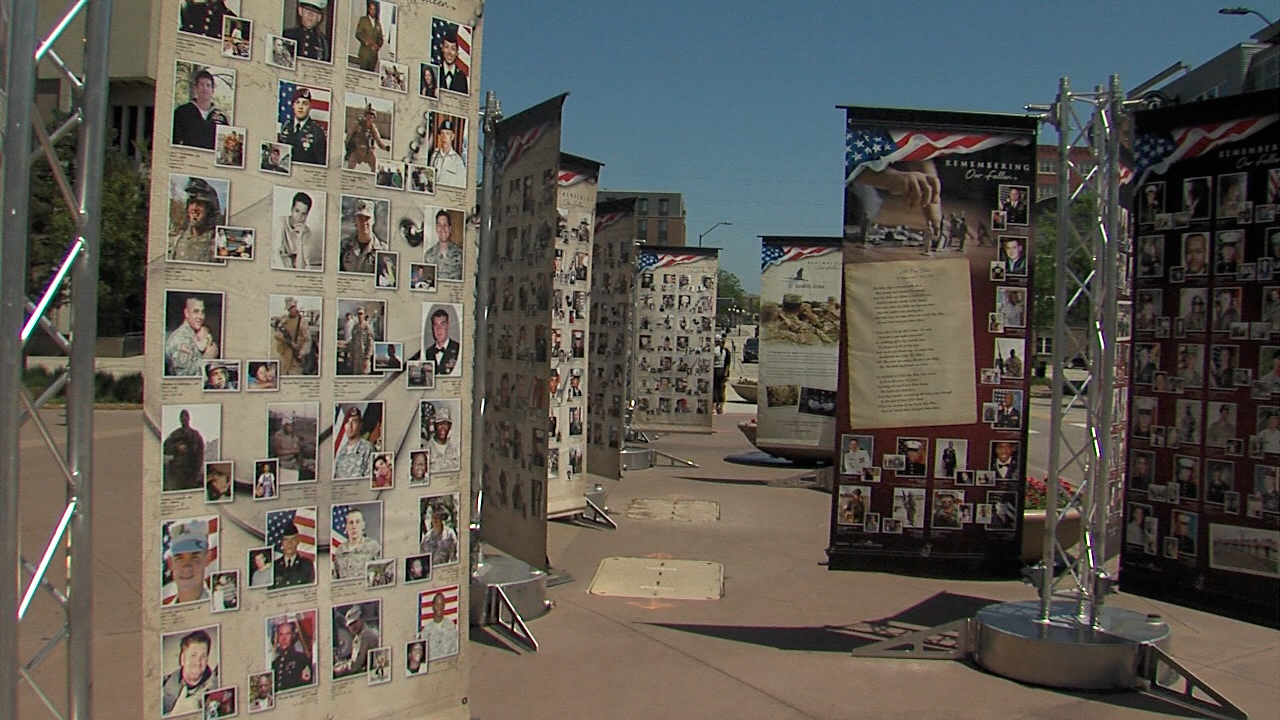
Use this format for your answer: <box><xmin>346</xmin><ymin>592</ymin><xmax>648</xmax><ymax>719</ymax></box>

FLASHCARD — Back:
<box><xmin>1</xmin><ymin>0</ymin><xmax>114</xmax><ymax>718</ymax></box>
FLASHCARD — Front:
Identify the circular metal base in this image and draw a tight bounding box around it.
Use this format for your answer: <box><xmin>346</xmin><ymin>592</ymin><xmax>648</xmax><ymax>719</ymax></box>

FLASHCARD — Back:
<box><xmin>974</xmin><ymin>601</ymin><xmax>1170</xmax><ymax>690</ymax></box>
<box><xmin>621</xmin><ymin>445</ymin><xmax>654</xmax><ymax>470</ymax></box>
<box><xmin>469</xmin><ymin>554</ymin><xmax>549</xmax><ymax>627</ymax></box>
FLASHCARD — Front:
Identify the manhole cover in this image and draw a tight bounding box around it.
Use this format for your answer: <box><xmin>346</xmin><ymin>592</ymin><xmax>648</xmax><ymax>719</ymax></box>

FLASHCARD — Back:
<box><xmin>626</xmin><ymin>498</ymin><xmax>720</xmax><ymax>522</ymax></box>
<box><xmin>588</xmin><ymin>557</ymin><xmax>724</xmax><ymax>600</ymax></box>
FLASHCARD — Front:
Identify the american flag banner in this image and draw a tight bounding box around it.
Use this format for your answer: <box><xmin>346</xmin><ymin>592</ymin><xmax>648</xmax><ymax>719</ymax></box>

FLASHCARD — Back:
<box><xmin>276</xmin><ymin>81</ymin><xmax>331</xmax><ymax>135</ymax></box>
<box><xmin>1134</xmin><ymin>115</ymin><xmax>1278</xmax><ymax>186</ymax></box>
<box><xmin>636</xmin><ymin>251</ymin><xmax>704</xmax><ymax>275</ymax></box>
<box><xmin>267</xmin><ymin>506</ymin><xmax>317</xmax><ymax>561</ymax></box>
<box><xmin>161</xmin><ymin>515</ymin><xmax>219</xmax><ymax>604</ymax></box>
<box><xmin>594</xmin><ymin>210</ymin><xmax>629</xmax><ymax>234</ymax></box>
<box><xmin>762</xmin><ymin>244</ymin><xmax>838</xmax><ymax>270</ymax></box>
<box><xmin>845</xmin><ymin>125</ymin><xmax>1026</xmax><ymax>184</ymax></box>
<box><xmin>558</xmin><ymin>169</ymin><xmax>594</xmax><ymax>187</ymax></box>
<box><xmin>495</xmin><ymin>120</ymin><xmax>554</xmax><ymax>175</ymax></box>
<box><xmin>417</xmin><ymin>585</ymin><xmax>460</xmax><ymax>633</ymax></box>
<box><xmin>430</xmin><ymin>18</ymin><xmax>472</xmax><ymax>76</ymax></box>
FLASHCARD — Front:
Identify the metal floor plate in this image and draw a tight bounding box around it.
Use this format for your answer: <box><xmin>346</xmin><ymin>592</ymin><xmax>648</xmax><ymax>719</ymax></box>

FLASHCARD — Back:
<box><xmin>588</xmin><ymin>557</ymin><xmax>724</xmax><ymax>600</ymax></box>
<box><xmin>626</xmin><ymin>498</ymin><xmax>720</xmax><ymax>522</ymax></box>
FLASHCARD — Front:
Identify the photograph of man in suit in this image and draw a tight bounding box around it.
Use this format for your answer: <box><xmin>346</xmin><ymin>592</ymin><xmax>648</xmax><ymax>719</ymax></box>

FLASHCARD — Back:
<box><xmin>424</xmin><ymin>306</ymin><xmax>461</xmax><ymax>376</ymax></box>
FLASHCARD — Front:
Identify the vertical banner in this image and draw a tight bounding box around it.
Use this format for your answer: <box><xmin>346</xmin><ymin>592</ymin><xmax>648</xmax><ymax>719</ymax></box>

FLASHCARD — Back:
<box><xmin>631</xmin><ymin>247</ymin><xmax>719</xmax><ymax>433</ymax></box>
<box><xmin>143</xmin><ymin>1</ymin><xmax>482</xmax><ymax>717</ymax></box>
<box><xmin>479</xmin><ymin>94</ymin><xmax>565</xmax><ymax>569</ymax></box>
<box><xmin>756</xmin><ymin>237</ymin><xmax>842</xmax><ymax>458</ymax></box>
<box><xmin>549</xmin><ymin>153</ymin><xmax>601</xmax><ymax>512</ymax></box>
<box><xmin>1123</xmin><ymin>90</ymin><xmax>1280</xmax><ymax>628</ymax></box>
<box><xmin>587</xmin><ymin>198</ymin><xmax>639</xmax><ymax>479</ymax></box>
<box><xmin>830</xmin><ymin>106</ymin><xmax>1037</xmax><ymax>576</ymax></box>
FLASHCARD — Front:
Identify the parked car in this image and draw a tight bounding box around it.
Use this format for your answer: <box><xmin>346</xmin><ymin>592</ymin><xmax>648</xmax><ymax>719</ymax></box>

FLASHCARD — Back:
<box><xmin>742</xmin><ymin>338</ymin><xmax>758</xmax><ymax>363</ymax></box>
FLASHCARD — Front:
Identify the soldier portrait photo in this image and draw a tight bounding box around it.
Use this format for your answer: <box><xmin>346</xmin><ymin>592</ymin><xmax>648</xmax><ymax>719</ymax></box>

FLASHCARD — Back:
<box><xmin>269</xmin><ymin>294</ymin><xmax>322</xmax><ymax>377</ymax></box>
<box><xmin>426</xmin><ymin>112</ymin><xmax>467</xmax><ymax>189</ymax></box>
<box><xmin>342</xmin><ymin>93</ymin><xmax>394</xmax><ymax>173</ymax></box>
<box><xmin>335</xmin><ymin>298</ymin><xmax>387</xmax><ymax>376</ymax></box>
<box><xmin>163</xmin><ymin>290</ymin><xmax>225</xmax><ymax>377</ymax></box>
<box><xmin>420</xmin><ymin>399</ymin><xmax>462</xmax><ymax>475</ymax></box>
<box><xmin>338</xmin><ymin>195</ymin><xmax>391</xmax><ymax>275</ymax></box>
<box><xmin>430</xmin><ymin>17</ymin><xmax>471</xmax><ymax>96</ymax></box>
<box><xmin>333</xmin><ymin>401</ymin><xmax>384</xmax><ymax>481</ymax></box>
<box><xmin>281</xmin><ymin>0</ymin><xmax>334</xmax><ymax>63</ymax></box>
<box><xmin>422</xmin><ymin>206</ymin><xmax>465</xmax><ymax>281</ymax></box>
<box><xmin>160</xmin><ymin>515</ymin><xmax>220</xmax><ymax>607</ymax></box>
<box><xmin>264</xmin><ymin>610</ymin><xmax>317</xmax><ymax>693</ymax></box>
<box><xmin>266</xmin><ymin>508</ymin><xmax>318</xmax><ymax>591</ymax></box>
<box><xmin>170</xmin><ymin>61</ymin><xmax>235</xmax><ymax>151</ymax></box>
<box><xmin>160</xmin><ymin>625</ymin><xmax>221</xmax><ymax>718</ymax></box>
<box><xmin>166</xmin><ymin>174</ymin><xmax>230</xmax><ymax>265</ymax></box>
<box><xmin>259</xmin><ymin>140</ymin><xmax>292</xmax><ymax>176</ymax></box>
<box><xmin>347</xmin><ymin>1</ymin><xmax>398</xmax><ymax>74</ymax></box>
<box><xmin>161</xmin><ymin>404</ymin><xmax>222</xmax><ymax>492</ymax></box>
<box><xmin>178</xmin><ymin>0</ymin><xmax>240</xmax><ymax>40</ymax></box>
<box><xmin>266</xmin><ymin>402</ymin><xmax>319</xmax><ymax>485</ymax></box>
<box><xmin>270</xmin><ymin>186</ymin><xmax>327</xmax><ymax>271</ymax></box>
<box><xmin>330</xmin><ymin>501</ymin><xmax>384</xmax><ymax>582</ymax></box>
<box><xmin>421</xmin><ymin>302</ymin><xmax>463</xmax><ymax>377</ymax></box>
<box><xmin>276</xmin><ymin>80</ymin><xmax>331</xmax><ymax>166</ymax></box>
<box><xmin>265</xmin><ymin>33</ymin><xmax>297</xmax><ymax>71</ymax></box>
<box><xmin>332</xmin><ymin>600</ymin><xmax>382</xmax><ymax>680</ymax></box>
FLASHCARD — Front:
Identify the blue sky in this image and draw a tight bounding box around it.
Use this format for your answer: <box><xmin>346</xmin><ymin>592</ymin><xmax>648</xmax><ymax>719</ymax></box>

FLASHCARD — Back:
<box><xmin>479</xmin><ymin>1</ymin><xmax>1266</xmax><ymax>292</ymax></box>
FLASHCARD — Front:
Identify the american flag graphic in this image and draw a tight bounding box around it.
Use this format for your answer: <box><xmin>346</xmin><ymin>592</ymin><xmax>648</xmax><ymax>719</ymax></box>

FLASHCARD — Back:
<box><xmin>161</xmin><ymin>515</ymin><xmax>219</xmax><ymax>605</ymax></box>
<box><xmin>417</xmin><ymin>585</ymin><xmax>460</xmax><ymax>633</ymax></box>
<box><xmin>845</xmin><ymin>125</ymin><xmax>1025</xmax><ymax>184</ymax></box>
<box><xmin>277</xmin><ymin>81</ymin><xmax>331</xmax><ymax>135</ymax></box>
<box><xmin>636</xmin><ymin>251</ymin><xmax>703</xmax><ymax>274</ymax></box>
<box><xmin>267</xmin><ymin>507</ymin><xmax>317</xmax><ymax>562</ymax></box>
<box><xmin>1134</xmin><ymin>115</ymin><xmax>1277</xmax><ymax>185</ymax></box>
<box><xmin>594</xmin><ymin>210</ymin><xmax>629</xmax><ymax>234</ymax></box>
<box><xmin>495</xmin><ymin>120</ymin><xmax>554</xmax><ymax>175</ymax></box>
<box><xmin>762</xmin><ymin>244</ymin><xmax>838</xmax><ymax>270</ymax></box>
<box><xmin>430</xmin><ymin>18</ymin><xmax>471</xmax><ymax>75</ymax></box>
<box><xmin>558</xmin><ymin>170</ymin><xmax>594</xmax><ymax>186</ymax></box>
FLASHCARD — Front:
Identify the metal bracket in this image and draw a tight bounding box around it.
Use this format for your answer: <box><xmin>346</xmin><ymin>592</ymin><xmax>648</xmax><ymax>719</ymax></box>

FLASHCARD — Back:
<box><xmin>1141</xmin><ymin>644</ymin><xmax>1249</xmax><ymax>720</ymax></box>
<box><xmin>488</xmin><ymin>585</ymin><xmax>539</xmax><ymax>653</ymax></box>
<box><xmin>578</xmin><ymin>497</ymin><xmax>617</xmax><ymax>529</ymax></box>
<box><xmin>849</xmin><ymin>618</ymin><xmax>973</xmax><ymax>660</ymax></box>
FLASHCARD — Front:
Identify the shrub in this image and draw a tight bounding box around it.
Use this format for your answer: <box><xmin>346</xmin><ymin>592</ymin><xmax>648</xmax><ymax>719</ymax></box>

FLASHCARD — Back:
<box><xmin>1025</xmin><ymin>476</ymin><xmax>1075</xmax><ymax>510</ymax></box>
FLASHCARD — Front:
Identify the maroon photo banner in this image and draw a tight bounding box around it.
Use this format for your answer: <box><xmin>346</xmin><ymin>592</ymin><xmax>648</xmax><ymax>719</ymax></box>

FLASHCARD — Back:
<box><xmin>829</xmin><ymin>106</ymin><xmax>1038</xmax><ymax>577</ymax></box>
<box><xmin>1123</xmin><ymin>90</ymin><xmax>1280</xmax><ymax>628</ymax></box>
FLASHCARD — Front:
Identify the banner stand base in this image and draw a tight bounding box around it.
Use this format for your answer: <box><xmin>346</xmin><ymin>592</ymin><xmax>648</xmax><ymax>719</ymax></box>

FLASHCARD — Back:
<box><xmin>850</xmin><ymin>600</ymin><xmax>1248</xmax><ymax>720</ymax></box>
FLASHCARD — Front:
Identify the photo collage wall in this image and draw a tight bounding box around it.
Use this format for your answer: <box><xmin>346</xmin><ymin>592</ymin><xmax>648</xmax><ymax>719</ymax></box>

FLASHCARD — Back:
<box><xmin>831</xmin><ymin>107</ymin><xmax>1038</xmax><ymax>575</ymax></box>
<box><xmin>479</xmin><ymin>95</ymin><xmax>575</xmax><ymax>571</ymax></box>
<box><xmin>756</xmin><ymin>237</ymin><xmax>842</xmax><ymax>457</ymax></box>
<box><xmin>145</xmin><ymin>1</ymin><xmax>482</xmax><ymax>717</ymax></box>
<box><xmin>1122</xmin><ymin>91</ymin><xmax>1280</xmax><ymax>627</ymax></box>
<box><xmin>587</xmin><ymin>198</ymin><xmax>639</xmax><ymax>480</ymax></box>
<box><xmin>631</xmin><ymin>248</ymin><xmax>720</xmax><ymax>432</ymax></box>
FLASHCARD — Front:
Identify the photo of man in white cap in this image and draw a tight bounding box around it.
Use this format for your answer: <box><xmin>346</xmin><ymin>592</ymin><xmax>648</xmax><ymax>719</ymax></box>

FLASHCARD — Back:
<box><xmin>163</xmin><ymin>517</ymin><xmax>215</xmax><ymax>606</ymax></box>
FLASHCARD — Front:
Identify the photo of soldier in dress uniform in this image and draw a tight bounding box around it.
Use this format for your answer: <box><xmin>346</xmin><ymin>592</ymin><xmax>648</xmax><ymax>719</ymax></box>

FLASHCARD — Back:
<box><xmin>338</xmin><ymin>195</ymin><xmax>391</xmax><ymax>275</ymax></box>
<box><xmin>171</xmin><ymin>61</ymin><xmax>235</xmax><ymax>151</ymax></box>
<box><xmin>270</xmin><ymin>186</ymin><xmax>326</xmax><ymax>271</ymax></box>
<box><xmin>332</xmin><ymin>402</ymin><xmax>384</xmax><ymax>482</ymax></box>
<box><xmin>421</xmin><ymin>302</ymin><xmax>463</xmax><ymax>377</ymax></box>
<box><xmin>264</xmin><ymin>610</ymin><xmax>317</xmax><ymax>693</ymax></box>
<box><xmin>429</xmin><ymin>17</ymin><xmax>471</xmax><ymax>96</ymax></box>
<box><xmin>335</xmin><ymin>298</ymin><xmax>387</xmax><ymax>376</ymax></box>
<box><xmin>281</xmin><ymin>0</ymin><xmax>334</xmax><ymax>63</ymax></box>
<box><xmin>426</xmin><ymin>113</ymin><xmax>467</xmax><ymax>189</ymax></box>
<box><xmin>276</xmin><ymin>81</ymin><xmax>330</xmax><ymax>167</ymax></box>
<box><xmin>268</xmin><ymin>294</ymin><xmax>321</xmax><ymax>377</ymax></box>
<box><xmin>347</xmin><ymin>1</ymin><xmax>398</xmax><ymax>74</ymax></box>
<box><xmin>166</xmin><ymin>174</ymin><xmax>230</xmax><ymax>265</ymax></box>
<box><xmin>178</xmin><ymin>0</ymin><xmax>241</xmax><ymax>40</ymax></box>
<box><xmin>163</xmin><ymin>290</ymin><xmax>225</xmax><ymax>377</ymax></box>
<box><xmin>342</xmin><ymin>93</ymin><xmax>394</xmax><ymax>173</ymax></box>
<box><xmin>330</xmin><ymin>502</ymin><xmax>384</xmax><ymax>582</ymax></box>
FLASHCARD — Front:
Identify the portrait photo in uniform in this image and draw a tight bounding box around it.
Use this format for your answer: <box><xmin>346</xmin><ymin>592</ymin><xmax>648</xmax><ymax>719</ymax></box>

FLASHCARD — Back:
<box><xmin>258</xmin><ymin>140</ymin><xmax>292</xmax><ymax>176</ymax></box>
<box><xmin>265</xmin><ymin>507</ymin><xmax>318</xmax><ymax>590</ymax></box>
<box><xmin>426</xmin><ymin>112</ymin><xmax>468</xmax><ymax>189</ymax></box>
<box><xmin>265</xmin><ymin>33</ymin><xmax>298</xmax><ymax>71</ymax></box>
<box><xmin>347</xmin><ymin>1</ymin><xmax>398</xmax><ymax>74</ymax></box>
<box><xmin>422</xmin><ymin>205</ymin><xmax>465</xmax><ymax>281</ymax></box>
<box><xmin>201</xmin><ymin>360</ymin><xmax>239</xmax><ymax>393</ymax></box>
<box><xmin>416</xmin><ymin>585</ymin><xmax>460</xmax><ymax>661</ymax></box>
<box><xmin>332</xmin><ymin>599</ymin><xmax>382</xmax><ymax>680</ymax></box>
<box><xmin>430</xmin><ymin>17</ymin><xmax>472</xmax><ymax>95</ymax></box>
<box><xmin>264</xmin><ymin>609</ymin><xmax>317</xmax><ymax>693</ymax></box>
<box><xmin>166</xmin><ymin>174</ymin><xmax>230</xmax><ymax>266</ymax></box>
<box><xmin>160</xmin><ymin>515</ymin><xmax>220</xmax><ymax>608</ymax></box>
<box><xmin>997</xmin><ymin>185</ymin><xmax>1030</xmax><ymax>226</ymax></box>
<box><xmin>276</xmin><ymin>80</ymin><xmax>331</xmax><ymax>167</ymax></box>
<box><xmin>160</xmin><ymin>624</ymin><xmax>221</xmax><ymax>718</ymax></box>
<box><xmin>420</xmin><ymin>399</ymin><xmax>462</xmax><ymax>474</ymax></box>
<box><xmin>161</xmin><ymin>404</ymin><xmax>222</xmax><ymax>493</ymax></box>
<box><xmin>418</xmin><ymin>492</ymin><xmax>461</xmax><ymax>566</ymax></box>
<box><xmin>281</xmin><ymin>0</ymin><xmax>335</xmax><ymax>63</ymax></box>
<box><xmin>266</xmin><ymin>402</ymin><xmax>319</xmax><ymax>485</ymax></box>
<box><xmin>332</xmin><ymin>401</ymin><xmax>385</xmax><ymax>482</ymax></box>
<box><xmin>989</xmin><ymin>440</ymin><xmax>1022</xmax><ymax>482</ymax></box>
<box><xmin>270</xmin><ymin>186</ymin><xmax>327</xmax><ymax>272</ymax></box>
<box><xmin>171</xmin><ymin>61</ymin><xmax>236</xmax><ymax>151</ymax></box>
<box><xmin>178</xmin><ymin>0</ymin><xmax>241</xmax><ymax>40</ymax></box>
<box><xmin>335</xmin><ymin>298</ymin><xmax>387</xmax><ymax>376</ymax></box>
<box><xmin>268</xmin><ymin>294</ymin><xmax>322</xmax><ymax>377</ymax></box>
<box><xmin>338</xmin><ymin>195</ymin><xmax>391</xmax><ymax>275</ymax></box>
<box><xmin>994</xmin><ymin>336</ymin><xmax>1026</xmax><ymax>381</ymax></box>
<box><xmin>421</xmin><ymin>302</ymin><xmax>463</xmax><ymax>377</ymax></box>
<box><xmin>342</xmin><ymin>92</ymin><xmax>394</xmax><ymax>174</ymax></box>
<box><xmin>934</xmin><ymin>438</ymin><xmax>968</xmax><ymax>479</ymax></box>
<box><xmin>330</xmin><ymin>501</ymin><xmax>384</xmax><ymax>582</ymax></box>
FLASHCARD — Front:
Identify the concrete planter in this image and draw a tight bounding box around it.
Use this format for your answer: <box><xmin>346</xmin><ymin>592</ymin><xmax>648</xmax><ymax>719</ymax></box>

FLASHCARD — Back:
<box><xmin>1021</xmin><ymin>508</ymin><xmax>1083</xmax><ymax>563</ymax></box>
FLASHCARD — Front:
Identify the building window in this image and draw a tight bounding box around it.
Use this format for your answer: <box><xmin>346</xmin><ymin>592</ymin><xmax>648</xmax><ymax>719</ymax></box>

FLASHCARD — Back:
<box><xmin>1038</xmin><ymin>160</ymin><xmax>1058</xmax><ymax>175</ymax></box>
<box><xmin>637</xmin><ymin>198</ymin><xmax>649</xmax><ymax>214</ymax></box>
<box><xmin>1037</xmin><ymin>185</ymin><xmax>1058</xmax><ymax>200</ymax></box>
<box><xmin>637</xmin><ymin>219</ymin><xmax>648</xmax><ymax>237</ymax></box>
<box><xmin>658</xmin><ymin>198</ymin><xmax>669</xmax><ymax>216</ymax></box>
<box><xmin>657</xmin><ymin>219</ymin><xmax>668</xmax><ymax>243</ymax></box>
<box><xmin>1035</xmin><ymin>336</ymin><xmax>1053</xmax><ymax>355</ymax></box>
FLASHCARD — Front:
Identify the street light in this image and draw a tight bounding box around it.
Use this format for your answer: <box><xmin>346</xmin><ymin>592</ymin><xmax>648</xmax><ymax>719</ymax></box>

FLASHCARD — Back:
<box><xmin>698</xmin><ymin>221</ymin><xmax>732</xmax><ymax>247</ymax></box>
<box><xmin>1218</xmin><ymin>6</ymin><xmax>1275</xmax><ymax>25</ymax></box>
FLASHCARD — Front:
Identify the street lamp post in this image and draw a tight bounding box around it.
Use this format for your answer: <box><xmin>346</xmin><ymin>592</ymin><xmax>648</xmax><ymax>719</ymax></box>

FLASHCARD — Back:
<box><xmin>698</xmin><ymin>221</ymin><xmax>733</xmax><ymax>247</ymax></box>
<box><xmin>1218</xmin><ymin>6</ymin><xmax>1275</xmax><ymax>25</ymax></box>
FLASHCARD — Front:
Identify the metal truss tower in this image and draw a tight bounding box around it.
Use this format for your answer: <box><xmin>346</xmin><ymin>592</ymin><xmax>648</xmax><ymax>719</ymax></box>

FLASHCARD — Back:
<box><xmin>1</xmin><ymin>0</ymin><xmax>114</xmax><ymax>718</ymax></box>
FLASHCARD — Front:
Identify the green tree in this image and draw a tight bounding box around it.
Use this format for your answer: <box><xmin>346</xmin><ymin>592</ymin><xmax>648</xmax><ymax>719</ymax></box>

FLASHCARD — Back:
<box><xmin>1031</xmin><ymin>194</ymin><xmax>1097</xmax><ymax>338</ymax></box>
<box><xmin>716</xmin><ymin>269</ymin><xmax>758</xmax><ymax>327</ymax></box>
<box><xmin>27</xmin><ymin>125</ymin><xmax>149</xmax><ymax>337</ymax></box>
